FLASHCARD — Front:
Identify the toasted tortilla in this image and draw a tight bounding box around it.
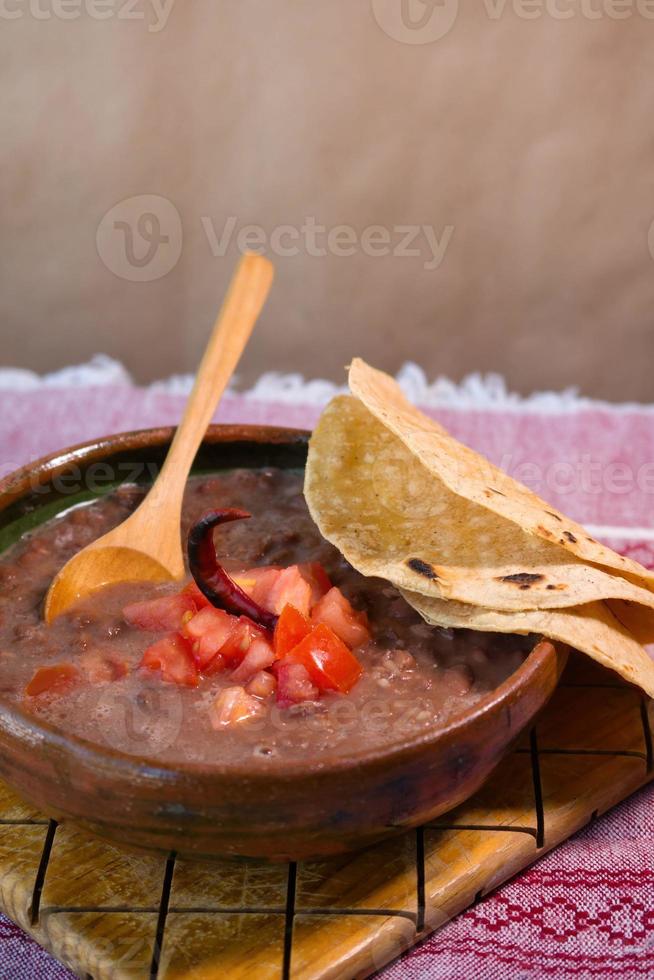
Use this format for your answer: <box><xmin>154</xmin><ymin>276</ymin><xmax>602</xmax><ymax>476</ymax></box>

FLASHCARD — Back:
<box><xmin>348</xmin><ymin>358</ymin><xmax>654</xmax><ymax>592</ymax></box>
<box><xmin>305</xmin><ymin>394</ymin><xmax>654</xmax><ymax>617</ymax></box>
<box><xmin>607</xmin><ymin>599</ymin><xmax>654</xmax><ymax>646</ymax></box>
<box><xmin>400</xmin><ymin>590</ymin><xmax>654</xmax><ymax>698</ymax></box>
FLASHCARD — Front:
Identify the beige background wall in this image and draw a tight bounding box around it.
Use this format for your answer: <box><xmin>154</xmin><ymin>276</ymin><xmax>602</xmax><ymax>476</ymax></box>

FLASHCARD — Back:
<box><xmin>1</xmin><ymin>0</ymin><xmax>653</xmax><ymax>399</ymax></box>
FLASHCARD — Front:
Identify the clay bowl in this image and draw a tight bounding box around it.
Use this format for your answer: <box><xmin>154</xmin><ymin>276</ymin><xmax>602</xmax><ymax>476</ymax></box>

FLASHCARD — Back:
<box><xmin>0</xmin><ymin>425</ymin><xmax>567</xmax><ymax>861</ymax></box>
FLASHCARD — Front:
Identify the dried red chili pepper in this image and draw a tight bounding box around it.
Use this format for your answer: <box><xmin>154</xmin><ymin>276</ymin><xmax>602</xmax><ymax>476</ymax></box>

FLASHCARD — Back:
<box><xmin>187</xmin><ymin>509</ymin><xmax>278</xmax><ymax>632</ymax></box>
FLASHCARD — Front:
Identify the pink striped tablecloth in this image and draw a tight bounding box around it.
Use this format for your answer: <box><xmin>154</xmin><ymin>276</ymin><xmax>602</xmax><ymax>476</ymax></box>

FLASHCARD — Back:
<box><xmin>1</xmin><ymin>382</ymin><xmax>653</xmax><ymax>980</ymax></box>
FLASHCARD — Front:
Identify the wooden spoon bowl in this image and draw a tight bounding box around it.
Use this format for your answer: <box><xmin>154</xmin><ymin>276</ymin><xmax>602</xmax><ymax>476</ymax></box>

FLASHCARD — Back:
<box><xmin>0</xmin><ymin>425</ymin><xmax>567</xmax><ymax>861</ymax></box>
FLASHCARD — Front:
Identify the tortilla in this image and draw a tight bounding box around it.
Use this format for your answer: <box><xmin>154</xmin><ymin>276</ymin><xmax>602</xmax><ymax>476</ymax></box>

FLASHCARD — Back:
<box><xmin>305</xmin><ymin>394</ymin><xmax>654</xmax><ymax>615</ymax></box>
<box><xmin>348</xmin><ymin>358</ymin><xmax>654</xmax><ymax>592</ymax></box>
<box><xmin>400</xmin><ymin>590</ymin><xmax>654</xmax><ymax>698</ymax></box>
<box><xmin>607</xmin><ymin>599</ymin><xmax>654</xmax><ymax>646</ymax></box>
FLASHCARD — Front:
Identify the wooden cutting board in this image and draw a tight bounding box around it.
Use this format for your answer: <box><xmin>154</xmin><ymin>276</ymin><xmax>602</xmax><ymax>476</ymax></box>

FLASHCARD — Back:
<box><xmin>0</xmin><ymin>651</ymin><xmax>651</xmax><ymax>980</ymax></box>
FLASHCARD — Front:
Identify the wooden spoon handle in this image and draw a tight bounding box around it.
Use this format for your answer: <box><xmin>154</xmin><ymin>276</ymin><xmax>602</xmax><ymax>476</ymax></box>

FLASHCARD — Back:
<box><xmin>142</xmin><ymin>252</ymin><xmax>274</xmax><ymax>511</ymax></box>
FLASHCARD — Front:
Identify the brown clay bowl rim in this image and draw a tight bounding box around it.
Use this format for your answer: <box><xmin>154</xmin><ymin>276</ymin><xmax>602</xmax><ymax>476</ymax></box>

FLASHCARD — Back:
<box><xmin>0</xmin><ymin>423</ymin><xmax>565</xmax><ymax>784</ymax></box>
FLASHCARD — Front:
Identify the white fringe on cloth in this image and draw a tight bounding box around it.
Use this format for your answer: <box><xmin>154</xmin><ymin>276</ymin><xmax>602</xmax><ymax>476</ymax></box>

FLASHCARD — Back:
<box><xmin>1</xmin><ymin>354</ymin><xmax>653</xmax><ymax>414</ymax></box>
<box><xmin>2</xmin><ymin>356</ymin><xmax>654</xmax><ymax>543</ymax></box>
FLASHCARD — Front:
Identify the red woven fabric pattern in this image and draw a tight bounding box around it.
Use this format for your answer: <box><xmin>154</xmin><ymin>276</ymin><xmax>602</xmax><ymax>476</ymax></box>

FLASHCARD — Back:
<box><xmin>383</xmin><ymin>788</ymin><xmax>654</xmax><ymax>979</ymax></box>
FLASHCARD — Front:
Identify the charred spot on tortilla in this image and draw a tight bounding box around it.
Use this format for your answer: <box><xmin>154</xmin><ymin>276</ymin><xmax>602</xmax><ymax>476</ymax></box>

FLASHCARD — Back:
<box><xmin>489</xmin><ymin>487</ymin><xmax>506</xmax><ymax>496</ymax></box>
<box><xmin>407</xmin><ymin>558</ymin><xmax>438</xmax><ymax>581</ymax></box>
<box><xmin>545</xmin><ymin>511</ymin><xmax>563</xmax><ymax>522</ymax></box>
<box><xmin>562</xmin><ymin>531</ymin><xmax>577</xmax><ymax>544</ymax></box>
<box><xmin>536</xmin><ymin>524</ymin><xmax>554</xmax><ymax>538</ymax></box>
<box><xmin>498</xmin><ymin>572</ymin><xmax>546</xmax><ymax>588</ymax></box>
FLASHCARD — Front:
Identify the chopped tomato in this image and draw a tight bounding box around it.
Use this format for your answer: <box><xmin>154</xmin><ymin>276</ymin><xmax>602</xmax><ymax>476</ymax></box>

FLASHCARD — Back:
<box><xmin>286</xmin><ymin>623</ymin><xmax>363</xmax><ymax>693</ymax></box>
<box><xmin>123</xmin><ymin>593</ymin><xmax>197</xmax><ymax>632</ymax></box>
<box><xmin>311</xmin><ymin>587</ymin><xmax>370</xmax><ymax>649</ymax></box>
<box><xmin>235</xmin><ymin>564</ymin><xmax>312</xmax><ymax>617</ymax></box>
<box><xmin>230</xmin><ymin>636</ymin><xmax>276</xmax><ymax>684</ymax></box>
<box><xmin>247</xmin><ymin>670</ymin><xmax>277</xmax><ymax>699</ymax></box>
<box><xmin>232</xmin><ymin>566</ymin><xmax>282</xmax><ymax>606</ymax></box>
<box><xmin>273</xmin><ymin>604</ymin><xmax>312</xmax><ymax>659</ymax></box>
<box><xmin>25</xmin><ymin>663</ymin><xmax>78</xmax><ymax>697</ymax></box>
<box><xmin>297</xmin><ymin>562</ymin><xmax>332</xmax><ymax>604</ymax></box>
<box><xmin>182</xmin><ymin>580</ymin><xmax>211</xmax><ymax>610</ymax></box>
<box><xmin>232</xmin><ymin>562</ymin><xmax>330</xmax><ymax>616</ymax></box>
<box><xmin>183</xmin><ymin>606</ymin><xmax>236</xmax><ymax>669</ymax></box>
<box><xmin>210</xmin><ymin>686</ymin><xmax>264</xmax><ymax>728</ymax></box>
<box><xmin>80</xmin><ymin>651</ymin><xmax>129</xmax><ymax>684</ymax></box>
<box><xmin>203</xmin><ymin>653</ymin><xmax>227</xmax><ymax>676</ymax></box>
<box><xmin>140</xmin><ymin>633</ymin><xmax>199</xmax><ymax>687</ymax></box>
<box><xmin>267</xmin><ymin>566</ymin><xmax>313</xmax><ymax>617</ymax></box>
<box><xmin>219</xmin><ymin>616</ymin><xmax>267</xmax><ymax>664</ymax></box>
<box><xmin>275</xmin><ymin>661</ymin><xmax>319</xmax><ymax>706</ymax></box>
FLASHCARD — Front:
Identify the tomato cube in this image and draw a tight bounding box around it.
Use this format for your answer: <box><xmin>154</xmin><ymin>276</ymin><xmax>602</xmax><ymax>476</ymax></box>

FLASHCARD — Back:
<box><xmin>140</xmin><ymin>633</ymin><xmax>199</xmax><ymax>687</ymax></box>
<box><xmin>80</xmin><ymin>651</ymin><xmax>129</xmax><ymax>684</ymax></box>
<box><xmin>311</xmin><ymin>587</ymin><xmax>370</xmax><ymax>649</ymax></box>
<box><xmin>297</xmin><ymin>562</ymin><xmax>332</xmax><ymax>605</ymax></box>
<box><xmin>275</xmin><ymin>660</ymin><xmax>319</xmax><ymax>706</ymax></box>
<box><xmin>232</xmin><ymin>566</ymin><xmax>282</xmax><ymax>606</ymax></box>
<box><xmin>286</xmin><ymin>623</ymin><xmax>363</xmax><ymax>693</ymax></box>
<box><xmin>25</xmin><ymin>663</ymin><xmax>78</xmax><ymax>697</ymax></box>
<box><xmin>230</xmin><ymin>637</ymin><xmax>277</xmax><ymax>683</ymax></box>
<box><xmin>123</xmin><ymin>593</ymin><xmax>197</xmax><ymax>632</ymax></box>
<box><xmin>219</xmin><ymin>617</ymin><xmax>267</xmax><ymax>664</ymax></box>
<box><xmin>203</xmin><ymin>653</ymin><xmax>227</xmax><ymax>676</ymax></box>
<box><xmin>182</xmin><ymin>580</ymin><xmax>211</xmax><ymax>610</ymax></box>
<box><xmin>233</xmin><ymin>563</ymin><xmax>331</xmax><ymax>616</ymax></box>
<box><xmin>235</xmin><ymin>565</ymin><xmax>311</xmax><ymax>618</ymax></box>
<box><xmin>183</xmin><ymin>606</ymin><xmax>237</xmax><ymax>668</ymax></box>
<box><xmin>210</xmin><ymin>686</ymin><xmax>264</xmax><ymax>728</ymax></box>
<box><xmin>247</xmin><ymin>670</ymin><xmax>277</xmax><ymax>699</ymax></box>
<box><xmin>273</xmin><ymin>604</ymin><xmax>312</xmax><ymax>659</ymax></box>
<box><xmin>267</xmin><ymin>566</ymin><xmax>313</xmax><ymax>617</ymax></box>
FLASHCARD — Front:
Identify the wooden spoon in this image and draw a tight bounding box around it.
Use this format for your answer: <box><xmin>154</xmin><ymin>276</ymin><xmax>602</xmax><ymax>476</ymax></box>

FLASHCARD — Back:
<box><xmin>44</xmin><ymin>252</ymin><xmax>274</xmax><ymax>623</ymax></box>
